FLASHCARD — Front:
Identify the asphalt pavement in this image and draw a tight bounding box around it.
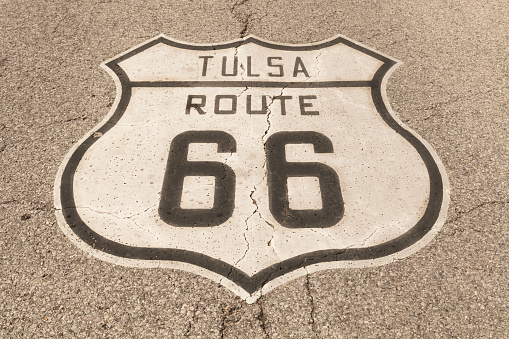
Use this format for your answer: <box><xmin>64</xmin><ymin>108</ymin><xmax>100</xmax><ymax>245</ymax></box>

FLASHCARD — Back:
<box><xmin>0</xmin><ymin>0</ymin><xmax>507</xmax><ymax>337</ymax></box>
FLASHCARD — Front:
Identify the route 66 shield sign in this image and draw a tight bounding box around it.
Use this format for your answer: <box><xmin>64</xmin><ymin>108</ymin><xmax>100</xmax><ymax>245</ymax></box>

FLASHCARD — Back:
<box><xmin>55</xmin><ymin>34</ymin><xmax>449</xmax><ymax>302</ymax></box>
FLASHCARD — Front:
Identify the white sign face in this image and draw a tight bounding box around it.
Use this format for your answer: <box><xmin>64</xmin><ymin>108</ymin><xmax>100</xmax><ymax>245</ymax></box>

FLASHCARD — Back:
<box><xmin>54</xmin><ymin>34</ymin><xmax>449</xmax><ymax>302</ymax></box>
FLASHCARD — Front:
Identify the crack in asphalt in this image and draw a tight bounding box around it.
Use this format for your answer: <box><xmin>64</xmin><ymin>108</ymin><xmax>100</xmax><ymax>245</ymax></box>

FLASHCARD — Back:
<box><xmin>0</xmin><ymin>199</ymin><xmax>18</xmax><ymax>205</ymax></box>
<box><xmin>3</xmin><ymin>115</ymin><xmax>90</xmax><ymax>135</ymax></box>
<box><xmin>39</xmin><ymin>115</ymin><xmax>89</xmax><ymax>128</ymax></box>
<box><xmin>364</xmin><ymin>31</ymin><xmax>386</xmax><ymax>41</ymax></box>
<box><xmin>305</xmin><ymin>271</ymin><xmax>319</xmax><ymax>338</ymax></box>
<box><xmin>230</xmin><ymin>0</ymin><xmax>249</xmax><ymax>14</ymax></box>
<box><xmin>183</xmin><ymin>302</ymin><xmax>199</xmax><ymax>337</ymax></box>
<box><xmin>219</xmin><ymin>303</ymin><xmax>242</xmax><ymax>339</ymax></box>
<box><xmin>239</xmin><ymin>14</ymin><xmax>252</xmax><ymax>38</ymax></box>
<box><xmin>230</xmin><ymin>0</ymin><xmax>252</xmax><ymax>38</ymax></box>
<box><xmin>257</xmin><ymin>297</ymin><xmax>270</xmax><ymax>338</ymax></box>
<box><xmin>403</xmin><ymin>85</ymin><xmax>509</xmax><ymax>123</ymax></box>
<box><xmin>362</xmin><ymin>26</ymin><xmax>411</xmax><ymax>49</ymax></box>
<box><xmin>447</xmin><ymin>200</ymin><xmax>509</xmax><ymax>225</ymax></box>
<box><xmin>0</xmin><ymin>199</ymin><xmax>53</xmax><ymax>211</ymax></box>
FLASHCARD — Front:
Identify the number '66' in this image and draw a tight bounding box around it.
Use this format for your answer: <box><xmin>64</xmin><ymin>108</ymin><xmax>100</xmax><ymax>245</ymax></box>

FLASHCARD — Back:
<box><xmin>159</xmin><ymin>131</ymin><xmax>344</xmax><ymax>228</ymax></box>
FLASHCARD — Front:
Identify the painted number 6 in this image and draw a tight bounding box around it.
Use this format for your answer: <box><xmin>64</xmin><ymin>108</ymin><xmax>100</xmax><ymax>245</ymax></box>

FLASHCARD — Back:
<box><xmin>159</xmin><ymin>131</ymin><xmax>237</xmax><ymax>227</ymax></box>
<box><xmin>266</xmin><ymin>131</ymin><xmax>344</xmax><ymax>228</ymax></box>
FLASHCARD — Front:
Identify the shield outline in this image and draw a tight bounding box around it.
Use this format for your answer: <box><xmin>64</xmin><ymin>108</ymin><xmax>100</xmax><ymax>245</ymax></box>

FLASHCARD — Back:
<box><xmin>54</xmin><ymin>34</ymin><xmax>450</xmax><ymax>301</ymax></box>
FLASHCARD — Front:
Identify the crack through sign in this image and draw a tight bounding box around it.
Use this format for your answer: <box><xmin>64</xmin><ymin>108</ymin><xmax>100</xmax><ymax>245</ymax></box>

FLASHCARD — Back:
<box><xmin>238</xmin><ymin>45</ymin><xmax>249</xmax><ymax>98</ymax></box>
<box><xmin>221</xmin><ymin>83</ymin><xmax>293</xmax><ymax>289</ymax></box>
<box><xmin>314</xmin><ymin>51</ymin><xmax>322</xmax><ymax>81</ymax></box>
<box><xmin>259</xmin><ymin>84</ymin><xmax>290</xmax><ymax>255</ymax></box>
<box><xmin>221</xmin><ymin>41</ymin><xmax>293</xmax><ymax>286</ymax></box>
<box><xmin>358</xmin><ymin>220</ymin><xmax>408</xmax><ymax>248</ymax></box>
<box><xmin>71</xmin><ymin>205</ymin><xmax>162</xmax><ymax>249</ymax></box>
<box><xmin>72</xmin><ymin>204</ymin><xmax>153</xmax><ymax>220</ymax></box>
<box><xmin>220</xmin><ymin>42</ymin><xmax>251</xmax><ymax>287</ymax></box>
<box><xmin>248</xmin><ymin>84</ymin><xmax>291</xmax><ymax>262</ymax></box>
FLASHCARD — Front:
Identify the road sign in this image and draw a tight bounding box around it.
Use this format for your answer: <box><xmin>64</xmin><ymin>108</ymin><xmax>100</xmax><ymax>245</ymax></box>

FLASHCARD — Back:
<box><xmin>54</xmin><ymin>34</ymin><xmax>450</xmax><ymax>302</ymax></box>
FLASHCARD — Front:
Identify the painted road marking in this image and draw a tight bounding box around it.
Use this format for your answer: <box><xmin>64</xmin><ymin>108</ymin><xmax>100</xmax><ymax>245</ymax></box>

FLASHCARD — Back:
<box><xmin>54</xmin><ymin>34</ymin><xmax>450</xmax><ymax>302</ymax></box>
